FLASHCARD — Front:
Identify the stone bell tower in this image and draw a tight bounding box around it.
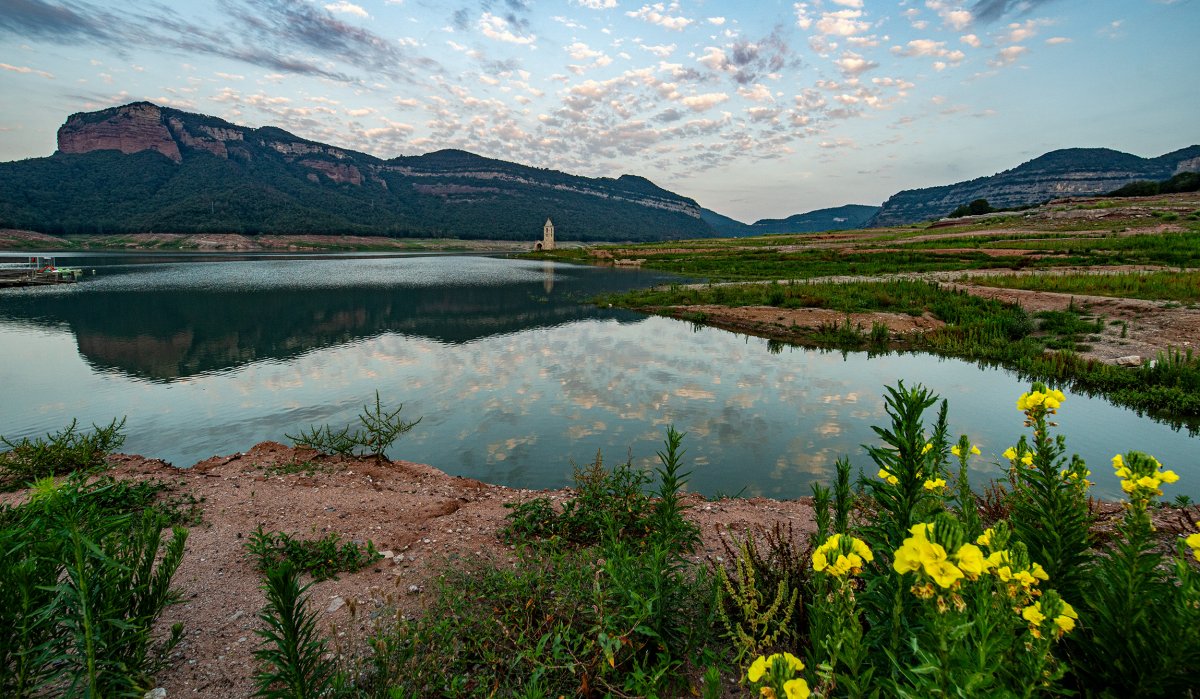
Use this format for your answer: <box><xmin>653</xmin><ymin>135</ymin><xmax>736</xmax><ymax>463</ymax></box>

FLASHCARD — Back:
<box><xmin>542</xmin><ymin>217</ymin><xmax>555</xmax><ymax>251</ymax></box>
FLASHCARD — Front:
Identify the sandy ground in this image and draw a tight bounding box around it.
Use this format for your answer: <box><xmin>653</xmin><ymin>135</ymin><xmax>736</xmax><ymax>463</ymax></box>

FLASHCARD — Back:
<box><xmin>1</xmin><ymin>443</ymin><xmax>815</xmax><ymax>697</ymax></box>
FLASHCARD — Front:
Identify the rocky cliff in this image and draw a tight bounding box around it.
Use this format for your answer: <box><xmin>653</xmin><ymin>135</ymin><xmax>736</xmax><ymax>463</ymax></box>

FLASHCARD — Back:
<box><xmin>1</xmin><ymin>102</ymin><xmax>713</xmax><ymax>241</ymax></box>
<box><xmin>870</xmin><ymin>146</ymin><xmax>1200</xmax><ymax>226</ymax></box>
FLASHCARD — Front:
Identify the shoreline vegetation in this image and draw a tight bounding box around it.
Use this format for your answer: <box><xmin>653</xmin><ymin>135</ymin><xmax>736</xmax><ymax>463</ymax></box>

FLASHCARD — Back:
<box><xmin>530</xmin><ymin>192</ymin><xmax>1200</xmax><ymax>425</ymax></box>
<box><xmin>1</xmin><ymin>384</ymin><xmax>1198</xmax><ymax>696</ymax></box>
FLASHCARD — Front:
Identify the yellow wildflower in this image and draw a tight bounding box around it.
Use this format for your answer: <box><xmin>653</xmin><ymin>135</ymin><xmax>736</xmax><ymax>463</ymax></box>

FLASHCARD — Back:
<box><xmin>923</xmin><ymin>478</ymin><xmax>947</xmax><ymax>491</ymax></box>
<box><xmin>877</xmin><ymin>468</ymin><xmax>898</xmax><ymax>486</ymax></box>
<box><xmin>812</xmin><ymin>551</ymin><xmax>828</xmax><ymax>572</ymax></box>
<box><xmin>1030</xmin><ymin>563</ymin><xmax>1049</xmax><ymax>582</ymax></box>
<box><xmin>926</xmin><ymin>559</ymin><xmax>965</xmax><ymax>588</ymax></box>
<box><xmin>970</xmin><ymin>445</ymin><xmax>981</xmax><ymax>455</ymax></box>
<box><xmin>922</xmin><ymin>442</ymin><xmax>933</xmax><ymax>455</ymax></box>
<box><xmin>1003</xmin><ymin>447</ymin><xmax>1018</xmax><ymax>460</ymax></box>
<box><xmin>951</xmin><ymin>445</ymin><xmax>961</xmax><ymax>457</ymax></box>
<box><xmin>1159</xmin><ymin>469</ymin><xmax>1179</xmax><ymax>484</ymax></box>
<box><xmin>747</xmin><ymin>656</ymin><xmax>770</xmax><ymax>683</ymax></box>
<box><xmin>1020</xmin><ymin>454</ymin><xmax>1034</xmax><ymax>467</ymax></box>
<box><xmin>1055</xmin><ymin>602</ymin><xmax>1078</xmax><ymax>634</ymax></box>
<box><xmin>761</xmin><ymin>688</ymin><xmax>776</xmax><ymax>699</ymax></box>
<box><xmin>1112</xmin><ymin>454</ymin><xmax>1124</xmax><ymax>470</ymax></box>
<box><xmin>1022</xmin><ymin>603</ymin><xmax>1046</xmax><ymax>626</ymax></box>
<box><xmin>783</xmin><ymin>678</ymin><xmax>811</xmax><ymax>699</ymax></box>
<box><xmin>1136</xmin><ymin>476</ymin><xmax>1162</xmax><ymax>491</ymax></box>
<box><xmin>1185</xmin><ymin>529</ymin><xmax>1200</xmax><ymax>562</ymax></box>
<box><xmin>893</xmin><ymin>542</ymin><xmax>922</xmax><ymax>574</ymax></box>
<box><xmin>954</xmin><ymin>543</ymin><xmax>988</xmax><ymax>580</ymax></box>
<box><xmin>976</xmin><ymin>528</ymin><xmax>994</xmax><ymax>547</ymax></box>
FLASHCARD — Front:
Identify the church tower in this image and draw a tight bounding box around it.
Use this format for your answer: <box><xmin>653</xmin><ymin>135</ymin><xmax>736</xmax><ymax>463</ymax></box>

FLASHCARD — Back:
<box><xmin>542</xmin><ymin>218</ymin><xmax>555</xmax><ymax>251</ymax></box>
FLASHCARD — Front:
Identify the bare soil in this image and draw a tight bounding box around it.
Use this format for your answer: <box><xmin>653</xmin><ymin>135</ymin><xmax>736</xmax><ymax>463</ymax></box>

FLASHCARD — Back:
<box><xmin>1</xmin><ymin>443</ymin><xmax>814</xmax><ymax>697</ymax></box>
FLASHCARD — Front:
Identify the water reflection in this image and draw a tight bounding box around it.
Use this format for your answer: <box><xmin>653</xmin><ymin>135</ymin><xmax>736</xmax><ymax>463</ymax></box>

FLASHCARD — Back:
<box><xmin>0</xmin><ymin>256</ymin><xmax>665</xmax><ymax>381</ymax></box>
<box><xmin>0</xmin><ymin>254</ymin><xmax>1195</xmax><ymax>501</ymax></box>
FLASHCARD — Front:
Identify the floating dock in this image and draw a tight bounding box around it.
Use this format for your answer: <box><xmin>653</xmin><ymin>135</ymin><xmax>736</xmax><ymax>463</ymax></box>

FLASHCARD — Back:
<box><xmin>0</xmin><ymin>256</ymin><xmax>84</xmax><ymax>288</ymax></box>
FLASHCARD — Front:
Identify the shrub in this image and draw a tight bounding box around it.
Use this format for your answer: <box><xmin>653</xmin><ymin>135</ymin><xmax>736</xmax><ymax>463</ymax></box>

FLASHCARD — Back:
<box><xmin>286</xmin><ymin>391</ymin><xmax>420</xmax><ymax>461</ymax></box>
<box><xmin>244</xmin><ymin>526</ymin><xmax>381</xmax><ymax>581</ymax></box>
<box><xmin>0</xmin><ymin>417</ymin><xmax>126</xmax><ymax>490</ymax></box>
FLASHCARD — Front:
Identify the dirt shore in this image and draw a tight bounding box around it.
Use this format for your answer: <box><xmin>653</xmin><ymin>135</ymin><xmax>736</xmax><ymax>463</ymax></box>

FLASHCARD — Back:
<box><xmin>653</xmin><ymin>267</ymin><xmax>1198</xmax><ymax>365</ymax></box>
<box><xmin>1</xmin><ymin>443</ymin><xmax>815</xmax><ymax>697</ymax></box>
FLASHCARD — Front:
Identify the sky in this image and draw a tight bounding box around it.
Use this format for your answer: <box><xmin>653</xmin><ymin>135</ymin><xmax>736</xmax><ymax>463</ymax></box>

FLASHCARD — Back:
<box><xmin>0</xmin><ymin>0</ymin><xmax>1197</xmax><ymax>222</ymax></box>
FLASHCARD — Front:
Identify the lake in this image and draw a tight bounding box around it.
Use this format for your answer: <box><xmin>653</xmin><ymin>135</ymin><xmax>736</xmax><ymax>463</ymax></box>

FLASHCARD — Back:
<box><xmin>0</xmin><ymin>252</ymin><xmax>1195</xmax><ymax>500</ymax></box>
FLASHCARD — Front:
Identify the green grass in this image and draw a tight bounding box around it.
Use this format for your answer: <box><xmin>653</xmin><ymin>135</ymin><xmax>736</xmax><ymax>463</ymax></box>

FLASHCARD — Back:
<box><xmin>968</xmin><ymin>270</ymin><xmax>1200</xmax><ymax>304</ymax></box>
<box><xmin>244</xmin><ymin>526</ymin><xmax>382</xmax><ymax>581</ymax></box>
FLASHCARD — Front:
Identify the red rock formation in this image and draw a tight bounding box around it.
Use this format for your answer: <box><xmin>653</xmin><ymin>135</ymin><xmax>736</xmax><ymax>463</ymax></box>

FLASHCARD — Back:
<box><xmin>299</xmin><ymin>159</ymin><xmax>363</xmax><ymax>185</ymax></box>
<box><xmin>167</xmin><ymin>117</ymin><xmax>229</xmax><ymax>158</ymax></box>
<box><xmin>57</xmin><ymin>102</ymin><xmax>182</xmax><ymax>163</ymax></box>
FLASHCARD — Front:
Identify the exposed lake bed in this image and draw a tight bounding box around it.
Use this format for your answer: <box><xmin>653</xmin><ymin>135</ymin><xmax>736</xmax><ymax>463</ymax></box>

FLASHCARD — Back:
<box><xmin>1</xmin><ymin>252</ymin><xmax>1195</xmax><ymax>501</ymax></box>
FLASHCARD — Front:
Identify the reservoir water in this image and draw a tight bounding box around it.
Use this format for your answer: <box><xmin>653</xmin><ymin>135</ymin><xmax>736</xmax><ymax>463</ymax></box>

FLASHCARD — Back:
<box><xmin>0</xmin><ymin>252</ymin><xmax>1195</xmax><ymax>500</ymax></box>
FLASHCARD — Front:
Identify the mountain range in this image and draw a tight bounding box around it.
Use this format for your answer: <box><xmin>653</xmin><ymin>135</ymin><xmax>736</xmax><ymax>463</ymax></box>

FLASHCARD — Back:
<box><xmin>870</xmin><ymin>146</ymin><xmax>1200</xmax><ymax>226</ymax></box>
<box><xmin>0</xmin><ymin>102</ymin><xmax>1196</xmax><ymax>240</ymax></box>
<box><xmin>0</xmin><ymin>102</ymin><xmax>713</xmax><ymax>242</ymax></box>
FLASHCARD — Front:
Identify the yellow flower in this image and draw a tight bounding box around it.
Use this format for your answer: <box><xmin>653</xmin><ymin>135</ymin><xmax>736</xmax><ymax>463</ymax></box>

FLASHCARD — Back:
<box><xmin>1030</xmin><ymin>563</ymin><xmax>1049</xmax><ymax>582</ymax></box>
<box><xmin>1022</xmin><ymin>603</ymin><xmax>1046</xmax><ymax>626</ymax></box>
<box><xmin>923</xmin><ymin>478</ymin><xmax>947</xmax><ymax>491</ymax></box>
<box><xmin>1021</xmin><ymin>454</ymin><xmax>1034</xmax><ymax>467</ymax></box>
<box><xmin>893</xmin><ymin>542</ymin><xmax>922</xmax><ymax>574</ymax></box>
<box><xmin>976</xmin><ymin>528</ymin><xmax>994</xmax><ymax>547</ymax></box>
<box><xmin>922</xmin><ymin>442</ymin><xmax>933</xmax><ymax>455</ymax></box>
<box><xmin>1137</xmin><ymin>476</ymin><xmax>1161</xmax><ymax>490</ymax></box>
<box><xmin>1120</xmin><ymin>480</ymin><xmax>1136</xmax><ymax>493</ymax></box>
<box><xmin>926</xmin><ymin>559</ymin><xmax>965</xmax><ymax>588</ymax></box>
<box><xmin>850</xmin><ymin>537</ymin><xmax>874</xmax><ymax>562</ymax></box>
<box><xmin>747</xmin><ymin>656</ymin><xmax>770</xmax><ymax>683</ymax></box>
<box><xmin>970</xmin><ymin>445</ymin><xmax>981</xmax><ymax>455</ymax></box>
<box><xmin>1055</xmin><ymin>601</ymin><xmax>1078</xmax><ymax>634</ymax></box>
<box><xmin>783</xmin><ymin>679</ymin><xmax>811</xmax><ymax>699</ymax></box>
<box><xmin>1185</xmin><ymin>531</ymin><xmax>1200</xmax><ymax>549</ymax></box>
<box><xmin>761</xmin><ymin>687</ymin><xmax>776</xmax><ymax>699</ymax></box>
<box><xmin>954</xmin><ymin>543</ymin><xmax>988</xmax><ymax>580</ymax></box>
<box><xmin>909</xmin><ymin>522</ymin><xmax>932</xmax><ymax>541</ymax></box>
<box><xmin>1003</xmin><ymin>447</ymin><xmax>1018</xmax><ymax>460</ymax></box>
<box><xmin>812</xmin><ymin>551</ymin><xmax>828</xmax><ymax>572</ymax></box>
<box><xmin>778</xmin><ymin>652</ymin><xmax>805</xmax><ymax>673</ymax></box>
<box><xmin>1159</xmin><ymin>469</ymin><xmax>1179</xmax><ymax>484</ymax></box>
<box><xmin>877</xmin><ymin>468</ymin><xmax>898</xmax><ymax>486</ymax></box>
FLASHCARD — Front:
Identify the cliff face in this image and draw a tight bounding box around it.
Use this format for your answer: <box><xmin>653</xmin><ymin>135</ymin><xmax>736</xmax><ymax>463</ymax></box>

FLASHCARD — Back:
<box><xmin>58</xmin><ymin>103</ymin><xmax>183</xmax><ymax>163</ymax></box>
<box><xmin>870</xmin><ymin>147</ymin><xmax>1200</xmax><ymax>226</ymax></box>
<box><xmin>16</xmin><ymin>102</ymin><xmax>713</xmax><ymax>241</ymax></box>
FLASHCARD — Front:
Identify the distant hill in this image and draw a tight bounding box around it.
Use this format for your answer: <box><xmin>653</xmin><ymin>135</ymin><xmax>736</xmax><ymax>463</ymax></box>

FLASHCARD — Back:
<box><xmin>699</xmin><ymin>208</ymin><xmax>752</xmax><ymax>236</ymax></box>
<box><xmin>0</xmin><ymin>102</ymin><xmax>716</xmax><ymax>242</ymax></box>
<box><xmin>750</xmin><ymin>204</ymin><xmax>880</xmax><ymax>234</ymax></box>
<box><xmin>870</xmin><ymin>146</ymin><xmax>1200</xmax><ymax>226</ymax></box>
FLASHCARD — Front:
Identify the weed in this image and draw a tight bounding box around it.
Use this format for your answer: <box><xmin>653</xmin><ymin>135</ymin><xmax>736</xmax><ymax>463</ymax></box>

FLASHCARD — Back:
<box><xmin>245</xmin><ymin>526</ymin><xmax>381</xmax><ymax>581</ymax></box>
<box><xmin>286</xmin><ymin>391</ymin><xmax>420</xmax><ymax>461</ymax></box>
<box><xmin>0</xmin><ymin>417</ymin><xmax>126</xmax><ymax>490</ymax></box>
<box><xmin>253</xmin><ymin>562</ymin><xmax>335</xmax><ymax>699</ymax></box>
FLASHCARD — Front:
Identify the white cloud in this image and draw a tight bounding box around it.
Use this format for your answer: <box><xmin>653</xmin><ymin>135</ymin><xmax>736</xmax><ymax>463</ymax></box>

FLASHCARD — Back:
<box><xmin>574</xmin><ymin>0</ymin><xmax>617</xmax><ymax>8</ymax></box>
<box><xmin>960</xmin><ymin>34</ymin><xmax>981</xmax><ymax>48</ymax></box>
<box><xmin>638</xmin><ymin>42</ymin><xmax>676</xmax><ymax>58</ymax></box>
<box><xmin>681</xmin><ymin>92</ymin><xmax>730</xmax><ymax>111</ymax></box>
<box><xmin>324</xmin><ymin>1</ymin><xmax>369</xmax><ymax>19</ymax></box>
<box><xmin>0</xmin><ymin>62</ymin><xmax>54</xmax><ymax>79</ymax></box>
<box><xmin>215</xmin><ymin>71</ymin><xmax>245</xmax><ymax>81</ymax></box>
<box><xmin>816</xmin><ymin>9</ymin><xmax>871</xmax><ymax>36</ymax></box>
<box><xmin>989</xmin><ymin>45</ymin><xmax>1028</xmax><ymax>66</ymax></box>
<box><xmin>831</xmin><ymin>0</ymin><xmax>863</xmax><ymax>7</ymax></box>
<box><xmin>834</xmin><ymin>51</ymin><xmax>878</xmax><ymax>77</ymax></box>
<box><xmin>626</xmin><ymin>4</ymin><xmax>693</xmax><ymax>31</ymax></box>
<box><xmin>1045</xmin><ymin>36</ymin><xmax>1072</xmax><ymax>45</ymax></box>
<box><xmin>479</xmin><ymin>12</ymin><xmax>536</xmax><ymax>45</ymax></box>
<box><xmin>925</xmin><ymin>1</ymin><xmax>972</xmax><ymax>30</ymax></box>
<box><xmin>708</xmin><ymin>17</ymin><xmax>726</xmax><ymax>26</ymax></box>
<box><xmin>892</xmin><ymin>39</ymin><xmax>965</xmax><ymax>64</ymax></box>
<box><xmin>346</xmin><ymin>107</ymin><xmax>376</xmax><ymax>117</ymax></box>
<box><xmin>738</xmin><ymin>83</ymin><xmax>775</xmax><ymax>102</ymax></box>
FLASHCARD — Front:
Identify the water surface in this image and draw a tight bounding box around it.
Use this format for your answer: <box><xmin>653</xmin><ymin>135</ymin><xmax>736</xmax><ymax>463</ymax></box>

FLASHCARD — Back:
<box><xmin>0</xmin><ymin>252</ymin><xmax>1195</xmax><ymax>500</ymax></box>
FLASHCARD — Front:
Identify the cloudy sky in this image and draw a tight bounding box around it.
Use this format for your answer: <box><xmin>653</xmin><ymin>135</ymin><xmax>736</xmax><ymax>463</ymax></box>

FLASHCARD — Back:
<box><xmin>0</xmin><ymin>0</ymin><xmax>1196</xmax><ymax>222</ymax></box>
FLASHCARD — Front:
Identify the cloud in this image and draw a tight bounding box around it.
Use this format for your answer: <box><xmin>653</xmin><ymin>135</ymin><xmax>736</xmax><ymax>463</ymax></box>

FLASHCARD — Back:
<box><xmin>834</xmin><ymin>51</ymin><xmax>878</xmax><ymax>77</ymax></box>
<box><xmin>479</xmin><ymin>11</ymin><xmax>536</xmax><ymax>44</ymax></box>
<box><xmin>1045</xmin><ymin>36</ymin><xmax>1071</xmax><ymax>45</ymax></box>
<box><xmin>638</xmin><ymin>42</ymin><xmax>676</xmax><ymax>58</ymax></box>
<box><xmin>0</xmin><ymin>61</ymin><xmax>55</xmax><ymax>79</ymax></box>
<box><xmin>323</xmin><ymin>1</ymin><xmax>368</xmax><ymax>19</ymax></box>
<box><xmin>892</xmin><ymin>39</ymin><xmax>966</xmax><ymax>65</ymax></box>
<box><xmin>999</xmin><ymin>18</ymin><xmax>1051</xmax><ymax>44</ymax></box>
<box><xmin>960</xmin><ymin>33</ymin><xmax>981</xmax><ymax>47</ymax></box>
<box><xmin>573</xmin><ymin>0</ymin><xmax>616</xmax><ymax>8</ymax></box>
<box><xmin>626</xmin><ymin>3</ymin><xmax>693</xmax><ymax>31</ymax></box>
<box><xmin>698</xmin><ymin>28</ymin><xmax>798</xmax><ymax>85</ymax></box>
<box><xmin>707</xmin><ymin>17</ymin><xmax>726</xmax><ymax>26</ymax></box>
<box><xmin>989</xmin><ymin>44</ymin><xmax>1028</xmax><ymax>65</ymax></box>
<box><xmin>970</xmin><ymin>0</ymin><xmax>1060</xmax><ymax>23</ymax></box>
